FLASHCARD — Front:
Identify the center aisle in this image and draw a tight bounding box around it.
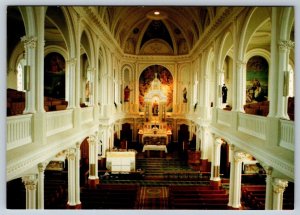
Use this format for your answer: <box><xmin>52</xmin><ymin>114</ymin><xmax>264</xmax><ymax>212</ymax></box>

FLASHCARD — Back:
<box><xmin>137</xmin><ymin>186</ymin><xmax>169</xmax><ymax>209</ymax></box>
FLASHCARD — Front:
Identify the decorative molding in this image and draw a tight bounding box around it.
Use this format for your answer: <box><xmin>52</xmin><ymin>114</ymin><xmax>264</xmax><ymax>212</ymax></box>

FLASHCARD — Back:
<box><xmin>278</xmin><ymin>40</ymin><xmax>295</xmax><ymax>51</ymax></box>
<box><xmin>22</xmin><ymin>175</ymin><xmax>37</xmax><ymax>191</ymax></box>
<box><xmin>67</xmin><ymin>148</ymin><xmax>76</xmax><ymax>160</ymax></box>
<box><xmin>21</xmin><ymin>36</ymin><xmax>37</xmax><ymax>49</ymax></box>
<box><xmin>272</xmin><ymin>178</ymin><xmax>288</xmax><ymax>193</ymax></box>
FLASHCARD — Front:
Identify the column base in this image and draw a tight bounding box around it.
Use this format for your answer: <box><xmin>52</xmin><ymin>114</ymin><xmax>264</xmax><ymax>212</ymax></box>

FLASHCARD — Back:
<box><xmin>210</xmin><ymin>180</ymin><xmax>221</xmax><ymax>189</ymax></box>
<box><xmin>227</xmin><ymin>205</ymin><xmax>242</xmax><ymax>210</ymax></box>
<box><xmin>88</xmin><ymin>178</ymin><xmax>100</xmax><ymax>188</ymax></box>
<box><xmin>66</xmin><ymin>203</ymin><xmax>82</xmax><ymax>209</ymax></box>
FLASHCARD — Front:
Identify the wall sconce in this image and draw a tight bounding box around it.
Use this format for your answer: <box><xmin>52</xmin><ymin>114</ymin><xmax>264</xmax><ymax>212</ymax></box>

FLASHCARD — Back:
<box><xmin>283</xmin><ymin>71</ymin><xmax>290</xmax><ymax>97</ymax></box>
<box><xmin>23</xmin><ymin>65</ymin><xmax>30</xmax><ymax>91</ymax></box>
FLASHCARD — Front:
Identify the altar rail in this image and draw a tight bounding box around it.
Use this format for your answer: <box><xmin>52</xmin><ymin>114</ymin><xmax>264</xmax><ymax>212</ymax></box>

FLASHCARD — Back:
<box><xmin>7</xmin><ymin>114</ymin><xmax>33</xmax><ymax>150</ymax></box>
<box><xmin>238</xmin><ymin>113</ymin><xmax>267</xmax><ymax>140</ymax></box>
<box><xmin>81</xmin><ymin>106</ymin><xmax>94</xmax><ymax>124</ymax></box>
<box><xmin>46</xmin><ymin>109</ymin><xmax>73</xmax><ymax>136</ymax></box>
<box><xmin>279</xmin><ymin>119</ymin><xmax>294</xmax><ymax>151</ymax></box>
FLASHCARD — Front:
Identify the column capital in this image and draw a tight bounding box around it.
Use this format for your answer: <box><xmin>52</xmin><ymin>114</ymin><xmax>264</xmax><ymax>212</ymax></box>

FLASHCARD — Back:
<box><xmin>214</xmin><ymin>138</ymin><xmax>223</xmax><ymax>146</ymax></box>
<box><xmin>67</xmin><ymin>148</ymin><xmax>76</xmax><ymax>160</ymax></box>
<box><xmin>66</xmin><ymin>58</ymin><xmax>77</xmax><ymax>65</ymax></box>
<box><xmin>272</xmin><ymin>178</ymin><xmax>288</xmax><ymax>193</ymax></box>
<box><xmin>229</xmin><ymin>144</ymin><xmax>235</xmax><ymax>151</ymax></box>
<box><xmin>88</xmin><ymin>135</ymin><xmax>97</xmax><ymax>145</ymax></box>
<box><xmin>262</xmin><ymin>165</ymin><xmax>273</xmax><ymax>175</ymax></box>
<box><xmin>22</xmin><ymin>175</ymin><xmax>37</xmax><ymax>190</ymax></box>
<box><xmin>21</xmin><ymin>36</ymin><xmax>37</xmax><ymax>49</ymax></box>
<box><xmin>236</xmin><ymin>59</ymin><xmax>247</xmax><ymax>66</ymax></box>
<box><xmin>278</xmin><ymin>40</ymin><xmax>295</xmax><ymax>51</ymax></box>
<box><xmin>38</xmin><ymin>163</ymin><xmax>46</xmax><ymax>173</ymax></box>
<box><xmin>234</xmin><ymin>151</ymin><xmax>246</xmax><ymax>162</ymax></box>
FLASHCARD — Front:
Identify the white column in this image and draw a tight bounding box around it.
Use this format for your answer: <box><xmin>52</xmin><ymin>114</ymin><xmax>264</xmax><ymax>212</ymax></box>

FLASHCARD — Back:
<box><xmin>200</xmin><ymin>125</ymin><xmax>210</xmax><ymax>160</ymax></box>
<box><xmin>66</xmin><ymin>58</ymin><xmax>76</xmax><ymax>108</ymax></box>
<box><xmin>268</xmin><ymin>7</ymin><xmax>279</xmax><ymax>117</ymax></box>
<box><xmin>232</xmin><ymin>152</ymin><xmax>245</xmax><ymax>208</ymax></box>
<box><xmin>88</xmin><ymin>135</ymin><xmax>98</xmax><ymax>180</ymax></box>
<box><xmin>22</xmin><ymin>175</ymin><xmax>37</xmax><ymax>209</ymax></box>
<box><xmin>75</xmin><ymin>143</ymin><xmax>81</xmax><ymax>205</ymax></box>
<box><xmin>211</xmin><ymin>138</ymin><xmax>222</xmax><ymax>181</ymax></box>
<box><xmin>235</xmin><ymin>60</ymin><xmax>246</xmax><ymax>112</ymax></box>
<box><xmin>67</xmin><ymin>148</ymin><xmax>76</xmax><ymax>206</ymax></box>
<box><xmin>37</xmin><ymin>163</ymin><xmax>45</xmax><ymax>209</ymax></box>
<box><xmin>34</xmin><ymin>7</ymin><xmax>45</xmax><ymax>113</ymax></box>
<box><xmin>21</xmin><ymin>36</ymin><xmax>37</xmax><ymax>114</ymax></box>
<box><xmin>276</xmin><ymin>40</ymin><xmax>295</xmax><ymax>119</ymax></box>
<box><xmin>263</xmin><ymin>166</ymin><xmax>273</xmax><ymax>210</ymax></box>
<box><xmin>272</xmin><ymin>178</ymin><xmax>288</xmax><ymax>210</ymax></box>
<box><xmin>227</xmin><ymin>144</ymin><xmax>235</xmax><ymax>207</ymax></box>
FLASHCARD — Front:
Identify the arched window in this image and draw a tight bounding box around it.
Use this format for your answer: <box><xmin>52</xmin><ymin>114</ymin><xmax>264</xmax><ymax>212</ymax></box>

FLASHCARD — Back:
<box><xmin>288</xmin><ymin>64</ymin><xmax>294</xmax><ymax>97</ymax></box>
<box><xmin>17</xmin><ymin>59</ymin><xmax>26</xmax><ymax>92</ymax></box>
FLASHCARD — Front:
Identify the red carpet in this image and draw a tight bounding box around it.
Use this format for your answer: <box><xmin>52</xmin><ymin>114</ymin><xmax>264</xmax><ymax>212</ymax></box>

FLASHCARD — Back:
<box><xmin>138</xmin><ymin>186</ymin><xmax>168</xmax><ymax>209</ymax></box>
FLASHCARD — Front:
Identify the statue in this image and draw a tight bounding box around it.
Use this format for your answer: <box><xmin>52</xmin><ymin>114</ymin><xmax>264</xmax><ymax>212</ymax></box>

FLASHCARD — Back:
<box><xmin>222</xmin><ymin>84</ymin><xmax>228</xmax><ymax>103</ymax></box>
<box><xmin>183</xmin><ymin>87</ymin><xmax>187</xmax><ymax>103</ymax></box>
<box><xmin>124</xmin><ymin>86</ymin><xmax>130</xmax><ymax>102</ymax></box>
<box><xmin>152</xmin><ymin>100</ymin><xmax>159</xmax><ymax>116</ymax></box>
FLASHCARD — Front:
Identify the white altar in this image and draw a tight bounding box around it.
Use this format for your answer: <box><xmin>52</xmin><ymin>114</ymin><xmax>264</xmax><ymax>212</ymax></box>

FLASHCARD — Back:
<box><xmin>106</xmin><ymin>150</ymin><xmax>136</xmax><ymax>172</ymax></box>
<box><xmin>142</xmin><ymin>144</ymin><xmax>168</xmax><ymax>153</ymax></box>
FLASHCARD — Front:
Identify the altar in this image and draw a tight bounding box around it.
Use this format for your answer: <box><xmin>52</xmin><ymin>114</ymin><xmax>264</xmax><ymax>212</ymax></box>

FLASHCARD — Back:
<box><xmin>106</xmin><ymin>149</ymin><xmax>137</xmax><ymax>173</ymax></box>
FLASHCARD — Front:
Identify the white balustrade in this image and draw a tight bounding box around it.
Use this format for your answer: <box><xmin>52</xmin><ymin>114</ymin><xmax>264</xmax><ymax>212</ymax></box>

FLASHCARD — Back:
<box><xmin>279</xmin><ymin>119</ymin><xmax>294</xmax><ymax>151</ymax></box>
<box><xmin>238</xmin><ymin>113</ymin><xmax>267</xmax><ymax>140</ymax></box>
<box><xmin>217</xmin><ymin>109</ymin><xmax>232</xmax><ymax>127</ymax></box>
<box><xmin>7</xmin><ymin>114</ymin><xmax>33</xmax><ymax>150</ymax></box>
<box><xmin>81</xmin><ymin>106</ymin><xmax>94</xmax><ymax>124</ymax></box>
<box><xmin>46</xmin><ymin>109</ymin><xmax>73</xmax><ymax>136</ymax></box>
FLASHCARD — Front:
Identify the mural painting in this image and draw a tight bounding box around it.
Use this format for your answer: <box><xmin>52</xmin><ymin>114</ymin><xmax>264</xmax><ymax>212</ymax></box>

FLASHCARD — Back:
<box><xmin>139</xmin><ymin>65</ymin><xmax>173</xmax><ymax>112</ymax></box>
<box><xmin>44</xmin><ymin>52</ymin><xmax>66</xmax><ymax>99</ymax></box>
<box><xmin>246</xmin><ymin>56</ymin><xmax>268</xmax><ymax>103</ymax></box>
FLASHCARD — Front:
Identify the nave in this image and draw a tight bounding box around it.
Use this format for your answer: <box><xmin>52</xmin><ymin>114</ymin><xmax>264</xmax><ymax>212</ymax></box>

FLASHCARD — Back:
<box><xmin>6</xmin><ymin>149</ymin><xmax>294</xmax><ymax>210</ymax></box>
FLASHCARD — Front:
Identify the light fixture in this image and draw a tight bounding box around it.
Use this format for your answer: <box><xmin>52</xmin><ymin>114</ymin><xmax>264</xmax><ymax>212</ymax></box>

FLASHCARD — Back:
<box><xmin>154</xmin><ymin>11</ymin><xmax>160</xmax><ymax>15</ymax></box>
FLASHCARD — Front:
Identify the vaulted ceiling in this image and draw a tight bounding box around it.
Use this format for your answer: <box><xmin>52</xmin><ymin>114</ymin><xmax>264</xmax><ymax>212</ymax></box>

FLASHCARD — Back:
<box><xmin>96</xmin><ymin>6</ymin><xmax>217</xmax><ymax>55</ymax></box>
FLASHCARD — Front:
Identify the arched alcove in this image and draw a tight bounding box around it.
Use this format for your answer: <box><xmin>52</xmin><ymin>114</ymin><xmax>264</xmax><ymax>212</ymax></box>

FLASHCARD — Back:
<box><xmin>139</xmin><ymin>65</ymin><xmax>173</xmax><ymax>112</ymax></box>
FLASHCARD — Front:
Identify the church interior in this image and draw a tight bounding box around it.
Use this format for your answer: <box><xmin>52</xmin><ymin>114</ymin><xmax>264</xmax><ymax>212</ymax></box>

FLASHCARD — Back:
<box><xmin>5</xmin><ymin>5</ymin><xmax>296</xmax><ymax>211</ymax></box>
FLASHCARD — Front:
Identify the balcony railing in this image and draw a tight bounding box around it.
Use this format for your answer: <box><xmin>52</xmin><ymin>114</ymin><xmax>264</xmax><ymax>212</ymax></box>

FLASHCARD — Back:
<box><xmin>81</xmin><ymin>106</ymin><xmax>94</xmax><ymax>124</ymax></box>
<box><xmin>46</xmin><ymin>109</ymin><xmax>74</xmax><ymax>136</ymax></box>
<box><xmin>217</xmin><ymin>109</ymin><xmax>232</xmax><ymax>127</ymax></box>
<box><xmin>238</xmin><ymin>113</ymin><xmax>267</xmax><ymax>140</ymax></box>
<box><xmin>7</xmin><ymin>114</ymin><xmax>33</xmax><ymax>150</ymax></box>
<box><xmin>279</xmin><ymin>119</ymin><xmax>294</xmax><ymax>151</ymax></box>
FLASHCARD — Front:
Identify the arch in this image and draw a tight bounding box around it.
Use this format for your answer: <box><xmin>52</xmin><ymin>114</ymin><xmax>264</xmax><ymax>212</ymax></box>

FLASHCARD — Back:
<box><xmin>139</xmin><ymin>65</ymin><xmax>173</xmax><ymax>112</ymax></box>
<box><xmin>279</xmin><ymin>7</ymin><xmax>294</xmax><ymax>41</ymax></box>
<box><xmin>80</xmin><ymin>28</ymin><xmax>95</xmax><ymax>67</ymax></box>
<box><xmin>245</xmin><ymin>48</ymin><xmax>271</xmax><ymax>65</ymax></box>
<box><xmin>19</xmin><ymin>6</ymin><xmax>36</xmax><ymax>36</ymax></box>
<box><xmin>44</xmin><ymin>45</ymin><xmax>68</xmax><ymax>60</ymax></box>
<box><xmin>217</xmin><ymin>30</ymin><xmax>233</xmax><ymax>70</ymax></box>
<box><xmin>238</xmin><ymin>7</ymin><xmax>271</xmax><ymax>61</ymax></box>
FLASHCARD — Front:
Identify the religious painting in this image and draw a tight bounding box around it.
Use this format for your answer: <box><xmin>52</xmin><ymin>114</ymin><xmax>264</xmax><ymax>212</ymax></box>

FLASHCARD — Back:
<box><xmin>44</xmin><ymin>52</ymin><xmax>66</xmax><ymax>99</ymax></box>
<box><xmin>246</xmin><ymin>56</ymin><xmax>268</xmax><ymax>103</ymax></box>
<box><xmin>139</xmin><ymin>65</ymin><xmax>173</xmax><ymax>112</ymax></box>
